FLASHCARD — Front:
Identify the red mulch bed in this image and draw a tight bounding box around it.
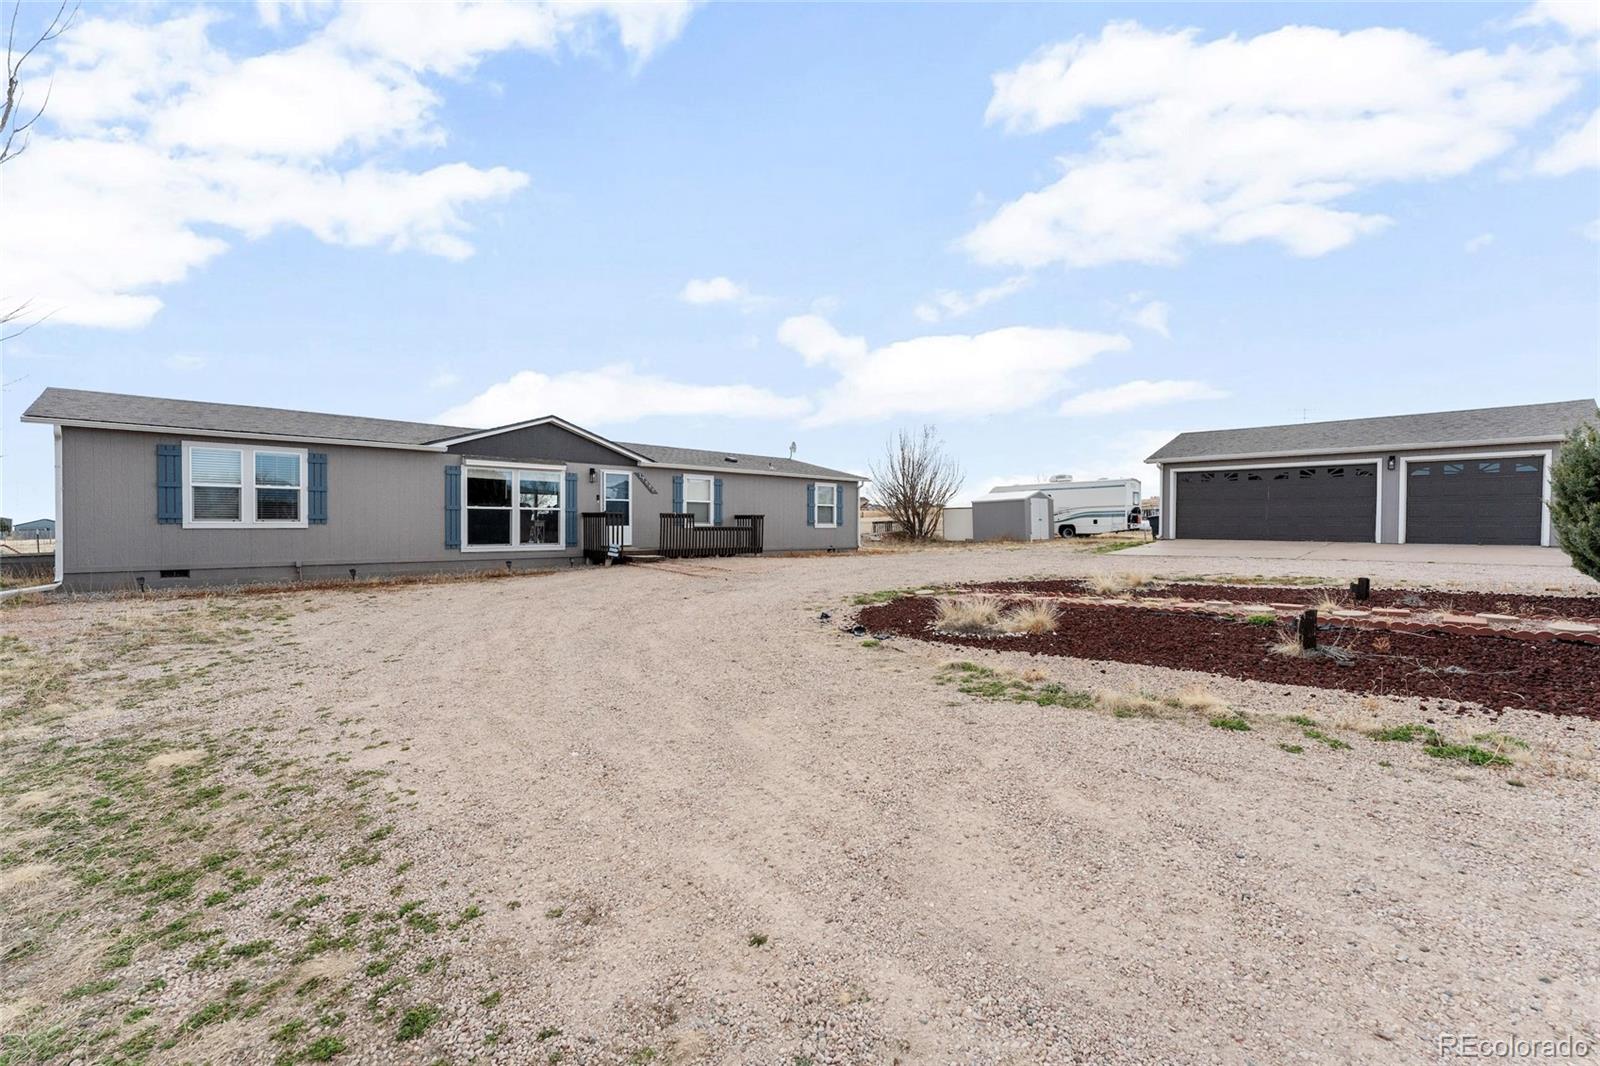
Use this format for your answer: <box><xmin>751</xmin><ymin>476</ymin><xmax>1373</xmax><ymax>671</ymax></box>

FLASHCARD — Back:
<box><xmin>968</xmin><ymin>579</ymin><xmax>1600</xmax><ymax>621</ymax></box>
<box><xmin>859</xmin><ymin>597</ymin><xmax>1600</xmax><ymax>720</ymax></box>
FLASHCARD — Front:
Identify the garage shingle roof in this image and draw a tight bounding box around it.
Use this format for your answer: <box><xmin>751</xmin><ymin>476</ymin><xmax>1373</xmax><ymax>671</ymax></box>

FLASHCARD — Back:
<box><xmin>1146</xmin><ymin>399</ymin><xmax>1598</xmax><ymax>464</ymax></box>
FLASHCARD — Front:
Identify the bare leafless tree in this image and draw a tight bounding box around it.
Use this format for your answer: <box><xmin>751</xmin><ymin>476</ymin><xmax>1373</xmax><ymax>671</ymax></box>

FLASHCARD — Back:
<box><xmin>2</xmin><ymin>0</ymin><xmax>74</xmax><ymax>342</ymax></box>
<box><xmin>868</xmin><ymin>425</ymin><xmax>964</xmax><ymax>540</ymax></box>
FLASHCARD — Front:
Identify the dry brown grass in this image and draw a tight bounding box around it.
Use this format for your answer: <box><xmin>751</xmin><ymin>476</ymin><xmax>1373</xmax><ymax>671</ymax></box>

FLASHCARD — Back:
<box><xmin>1086</xmin><ymin>571</ymin><xmax>1153</xmax><ymax>596</ymax></box>
<box><xmin>1168</xmin><ymin>685</ymin><xmax>1229</xmax><ymax>716</ymax></box>
<box><xmin>932</xmin><ymin>594</ymin><xmax>1004</xmax><ymax>634</ymax></box>
<box><xmin>1001</xmin><ymin>599</ymin><xmax>1060</xmax><ymax>634</ymax></box>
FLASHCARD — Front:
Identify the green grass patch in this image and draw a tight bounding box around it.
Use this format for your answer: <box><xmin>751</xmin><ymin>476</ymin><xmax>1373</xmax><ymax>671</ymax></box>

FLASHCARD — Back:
<box><xmin>1302</xmin><ymin>728</ymin><xmax>1351</xmax><ymax>751</ymax></box>
<box><xmin>1423</xmin><ymin>741</ymin><xmax>1513</xmax><ymax>767</ymax></box>
<box><xmin>1278</xmin><ymin>743</ymin><xmax>1304</xmax><ymax>754</ymax></box>
<box><xmin>1369</xmin><ymin>723</ymin><xmax>1440</xmax><ymax>743</ymax></box>
<box><xmin>850</xmin><ymin>588</ymin><xmax>923</xmax><ymax>606</ymax></box>
<box><xmin>1244</xmin><ymin>614</ymin><xmax>1276</xmax><ymax>626</ymax></box>
<box><xmin>396</xmin><ymin>1004</ymin><xmax>441</xmax><ymax>1042</ymax></box>
<box><xmin>1208</xmin><ymin>714</ymin><xmax>1251</xmax><ymax>732</ymax></box>
<box><xmin>303</xmin><ymin>1035</ymin><xmax>347</xmax><ymax>1062</ymax></box>
<box><xmin>748</xmin><ymin>932</ymin><xmax>768</xmax><ymax>947</ymax></box>
<box><xmin>859</xmin><ymin>639</ymin><xmax>880</xmax><ymax>648</ymax></box>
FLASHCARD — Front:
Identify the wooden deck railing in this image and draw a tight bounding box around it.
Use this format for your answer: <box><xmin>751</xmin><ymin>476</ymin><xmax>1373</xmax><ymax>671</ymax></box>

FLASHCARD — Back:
<box><xmin>658</xmin><ymin>513</ymin><xmax>764</xmax><ymax>558</ymax></box>
<box><xmin>580</xmin><ymin>511</ymin><xmax>628</xmax><ymax>563</ymax></box>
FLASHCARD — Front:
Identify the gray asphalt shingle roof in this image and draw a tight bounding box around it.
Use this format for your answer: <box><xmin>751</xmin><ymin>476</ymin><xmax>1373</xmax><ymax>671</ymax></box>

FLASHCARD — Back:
<box><xmin>22</xmin><ymin>388</ymin><xmax>473</xmax><ymax>446</ymax></box>
<box><xmin>614</xmin><ymin>441</ymin><xmax>858</xmax><ymax>480</ymax></box>
<box><xmin>1146</xmin><ymin>399</ymin><xmax>1598</xmax><ymax>464</ymax></box>
<box><xmin>22</xmin><ymin>388</ymin><xmax>860</xmax><ymax>478</ymax></box>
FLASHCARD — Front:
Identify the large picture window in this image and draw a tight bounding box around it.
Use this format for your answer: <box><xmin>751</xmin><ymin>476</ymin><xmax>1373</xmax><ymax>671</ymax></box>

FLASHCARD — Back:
<box><xmin>183</xmin><ymin>443</ymin><xmax>306</xmax><ymax>528</ymax></box>
<box><xmin>463</xmin><ymin>463</ymin><xmax>563</xmax><ymax>550</ymax></box>
<box><xmin>684</xmin><ymin>475</ymin><xmax>713</xmax><ymax>524</ymax></box>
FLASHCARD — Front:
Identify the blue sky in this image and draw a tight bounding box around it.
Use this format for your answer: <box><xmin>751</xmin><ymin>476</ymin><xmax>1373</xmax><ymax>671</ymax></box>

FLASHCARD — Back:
<box><xmin>3</xmin><ymin>0</ymin><xmax>1597</xmax><ymax>521</ymax></box>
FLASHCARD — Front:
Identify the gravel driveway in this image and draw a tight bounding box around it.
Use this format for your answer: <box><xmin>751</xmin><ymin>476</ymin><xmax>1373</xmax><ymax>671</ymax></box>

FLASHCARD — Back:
<box><xmin>7</xmin><ymin>542</ymin><xmax>1596</xmax><ymax>1064</ymax></box>
<box><xmin>267</xmin><ymin>543</ymin><xmax>1598</xmax><ymax>1064</ymax></box>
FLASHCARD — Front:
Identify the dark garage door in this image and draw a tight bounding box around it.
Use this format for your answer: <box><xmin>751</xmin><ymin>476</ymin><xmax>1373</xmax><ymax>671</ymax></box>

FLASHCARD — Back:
<box><xmin>1176</xmin><ymin>464</ymin><xmax>1376</xmax><ymax>541</ymax></box>
<box><xmin>1405</xmin><ymin>457</ymin><xmax>1543</xmax><ymax>545</ymax></box>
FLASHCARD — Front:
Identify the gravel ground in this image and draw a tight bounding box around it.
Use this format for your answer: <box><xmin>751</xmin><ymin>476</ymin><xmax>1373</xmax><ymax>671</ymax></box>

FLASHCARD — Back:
<box><xmin>6</xmin><ymin>540</ymin><xmax>1598</xmax><ymax>1064</ymax></box>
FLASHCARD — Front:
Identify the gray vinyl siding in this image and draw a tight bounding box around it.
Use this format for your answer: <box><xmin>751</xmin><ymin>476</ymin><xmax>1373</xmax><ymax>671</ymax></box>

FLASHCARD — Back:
<box><xmin>58</xmin><ymin>427</ymin><xmax>856</xmax><ymax>589</ymax></box>
<box><xmin>617</xmin><ymin>471</ymin><xmax>857</xmax><ymax>553</ymax></box>
<box><xmin>1159</xmin><ymin>441</ymin><xmax>1560</xmax><ymax>545</ymax></box>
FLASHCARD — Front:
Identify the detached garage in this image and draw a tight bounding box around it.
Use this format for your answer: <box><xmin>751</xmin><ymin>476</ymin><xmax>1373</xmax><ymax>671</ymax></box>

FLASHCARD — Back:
<box><xmin>1148</xmin><ymin>399</ymin><xmax>1597</xmax><ymax>546</ymax></box>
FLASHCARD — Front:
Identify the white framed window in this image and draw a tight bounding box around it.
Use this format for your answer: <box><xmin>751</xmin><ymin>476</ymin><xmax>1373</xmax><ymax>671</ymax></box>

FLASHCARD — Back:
<box><xmin>684</xmin><ymin>475</ymin><xmax>713</xmax><ymax>524</ymax></box>
<box><xmin>814</xmin><ymin>483</ymin><xmax>838</xmax><ymax>528</ymax></box>
<box><xmin>462</xmin><ymin>462</ymin><xmax>563</xmax><ymax>551</ymax></box>
<box><xmin>183</xmin><ymin>442</ymin><xmax>307</xmax><ymax>528</ymax></box>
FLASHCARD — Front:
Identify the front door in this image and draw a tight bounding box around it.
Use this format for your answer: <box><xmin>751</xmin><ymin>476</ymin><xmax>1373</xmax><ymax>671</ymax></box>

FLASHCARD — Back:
<box><xmin>603</xmin><ymin>471</ymin><xmax>632</xmax><ymax>546</ymax></box>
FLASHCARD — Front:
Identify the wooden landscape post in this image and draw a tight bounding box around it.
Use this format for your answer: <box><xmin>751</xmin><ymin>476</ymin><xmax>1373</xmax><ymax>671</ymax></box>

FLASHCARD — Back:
<box><xmin>1349</xmin><ymin>577</ymin><xmax>1370</xmax><ymax>601</ymax></box>
<box><xmin>1299</xmin><ymin>609</ymin><xmax>1318</xmax><ymax>652</ymax></box>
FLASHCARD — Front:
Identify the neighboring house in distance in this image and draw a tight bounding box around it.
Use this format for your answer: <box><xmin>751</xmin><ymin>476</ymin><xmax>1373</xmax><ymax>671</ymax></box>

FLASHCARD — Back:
<box><xmin>1146</xmin><ymin>399</ymin><xmax>1598</xmax><ymax>546</ymax></box>
<box><xmin>8</xmin><ymin>518</ymin><xmax>55</xmax><ymax>539</ymax></box>
<box><xmin>20</xmin><ymin>389</ymin><xmax>861</xmax><ymax>590</ymax></box>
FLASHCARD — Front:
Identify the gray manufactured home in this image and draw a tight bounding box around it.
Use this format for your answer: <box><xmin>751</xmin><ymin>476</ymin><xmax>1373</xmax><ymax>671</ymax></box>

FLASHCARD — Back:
<box><xmin>20</xmin><ymin>389</ymin><xmax>861</xmax><ymax>590</ymax></box>
<box><xmin>1146</xmin><ymin>399</ymin><xmax>1597</xmax><ymax>546</ymax></box>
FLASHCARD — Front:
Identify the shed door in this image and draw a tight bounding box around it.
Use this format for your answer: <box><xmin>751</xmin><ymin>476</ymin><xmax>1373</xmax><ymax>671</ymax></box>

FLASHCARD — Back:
<box><xmin>1175</xmin><ymin>464</ymin><xmax>1376</xmax><ymax>541</ymax></box>
<box><xmin>1030</xmin><ymin>498</ymin><xmax>1051</xmax><ymax>540</ymax></box>
<box><xmin>1405</xmin><ymin>457</ymin><xmax>1543</xmax><ymax>545</ymax></box>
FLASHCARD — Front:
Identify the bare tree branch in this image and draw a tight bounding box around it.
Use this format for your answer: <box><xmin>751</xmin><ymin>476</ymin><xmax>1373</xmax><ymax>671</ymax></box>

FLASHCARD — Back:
<box><xmin>2</xmin><ymin>0</ymin><xmax>75</xmax><ymax>332</ymax></box>
<box><xmin>867</xmin><ymin>426</ymin><xmax>964</xmax><ymax>541</ymax></box>
<box><xmin>1</xmin><ymin>0</ymin><xmax>73</xmax><ymax>166</ymax></box>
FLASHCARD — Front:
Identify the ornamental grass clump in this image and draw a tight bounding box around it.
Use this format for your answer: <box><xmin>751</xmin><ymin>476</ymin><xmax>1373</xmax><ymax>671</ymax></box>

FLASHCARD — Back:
<box><xmin>932</xmin><ymin>594</ymin><xmax>1003</xmax><ymax>634</ymax></box>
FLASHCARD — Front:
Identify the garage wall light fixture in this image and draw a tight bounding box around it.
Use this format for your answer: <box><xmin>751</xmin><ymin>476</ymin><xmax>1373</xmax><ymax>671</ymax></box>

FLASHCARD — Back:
<box><xmin>587</xmin><ymin>467</ymin><xmax>596</xmax><ymax>483</ymax></box>
<box><xmin>1386</xmin><ymin>456</ymin><xmax>1396</xmax><ymax>470</ymax></box>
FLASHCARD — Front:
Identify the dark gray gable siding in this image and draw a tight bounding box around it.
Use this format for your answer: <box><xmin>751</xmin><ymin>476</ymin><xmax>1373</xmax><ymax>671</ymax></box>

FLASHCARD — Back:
<box><xmin>446</xmin><ymin>424</ymin><xmax>638</xmax><ymax>467</ymax></box>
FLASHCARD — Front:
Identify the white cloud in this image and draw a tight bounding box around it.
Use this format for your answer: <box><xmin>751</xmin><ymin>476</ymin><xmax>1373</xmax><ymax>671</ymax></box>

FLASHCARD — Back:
<box><xmin>1584</xmin><ymin>217</ymin><xmax>1600</xmax><ymax>241</ymax></box>
<box><xmin>427</xmin><ymin>369</ymin><xmax>462</xmax><ymax>390</ymax></box>
<box><xmin>1125</xmin><ymin>298</ymin><xmax>1171</xmax><ymax>338</ymax></box>
<box><xmin>436</xmin><ymin>364</ymin><xmax>809</xmax><ymax>428</ymax></box>
<box><xmin>966</xmin><ymin>22</ymin><xmax>1581</xmax><ymax>269</ymax></box>
<box><xmin>164</xmin><ymin>354</ymin><xmax>208</xmax><ymax>371</ymax></box>
<box><xmin>1530</xmin><ymin>108</ymin><xmax>1600</xmax><ymax>176</ymax></box>
<box><xmin>0</xmin><ymin>3</ymin><xmax>695</xmax><ymax>329</ymax></box>
<box><xmin>780</xmin><ymin>314</ymin><xmax>1129</xmax><ymax>426</ymax></box>
<box><xmin>1464</xmin><ymin>232</ymin><xmax>1496</xmax><ymax>253</ymax></box>
<box><xmin>1513</xmin><ymin>0</ymin><xmax>1600</xmax><ymax>39</ymax></box>
<box><xmin>914</xmin><ymin>275</ymin><xmax>1031</xmax><ymax>323</ymax></box>
<box><xmin>679</xmin><ymin>276</ymin><xmax>748</xmax><ymax>305</ymax></box>
<box><xmin>1058</xmin><ymin>379</ymin><xmax>1226</xmax><ymax>416</ymax></box>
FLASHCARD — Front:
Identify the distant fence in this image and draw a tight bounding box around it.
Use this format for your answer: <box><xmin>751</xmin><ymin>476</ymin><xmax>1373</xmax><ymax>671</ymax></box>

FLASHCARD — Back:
<box><xmin>0</xmin><ymin>551</ymin><xmax>55</xmax><ymax>586</ymax></box>
<box><xmin>658</xmin><ymin>514</ymin><xmax>764</xmax><ymax>558</ymax></box>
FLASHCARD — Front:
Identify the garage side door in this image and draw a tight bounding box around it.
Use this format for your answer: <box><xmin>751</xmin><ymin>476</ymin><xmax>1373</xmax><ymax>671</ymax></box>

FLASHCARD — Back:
<box><xmin>1405</xmin><ymin>457</ymin><xmax>1543</xmax><ymax>545</ymax></box>
<box><xmin>1176</xmin><ymin>464</ymin><xmax>1377</xmax><ymax>541</ymax></box>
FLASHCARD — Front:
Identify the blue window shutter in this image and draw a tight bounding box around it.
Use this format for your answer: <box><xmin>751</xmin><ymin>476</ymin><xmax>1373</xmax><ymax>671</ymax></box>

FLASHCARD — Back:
<box><xmin>838</xmin><ymin>483</ymin><xmax>848</xmax><ymax>527</ymax></box>
<box><xmin>564</xmin><ymin>472</ymin><xmax>578</xmax><ymax>547</ymax></box>
<box><xmin>444</xmin><ymin>465</ymin><xmax>461</xmax><ymax>549</ymax></box>
<box><xmin>672</xmin><ymin>475</ymin><xmax>683</xmax><ymax>513</ymax></box>
<box><xmin>156</xmin><ymin>443</ymin><xmax>182</xmax><ymax>524</ymax></box>
<box><xmin>713</xmin><ymin>478</ymin><xmax>724</xmax><ymax>524</ymax></box>
<box><xmin>806</xmin><ymin>482</ymin><xmax>815</xmax><ymax>527</ymax></box>
<box><xmin>308</xmin><ymin>452</ymin><xmax>328</xmax><ymax>524</ymax></box>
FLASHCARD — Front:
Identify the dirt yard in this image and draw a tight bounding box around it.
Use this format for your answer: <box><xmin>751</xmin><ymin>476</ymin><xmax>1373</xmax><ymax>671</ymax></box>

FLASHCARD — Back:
<box><xmin>3</xmin><ymin>542</ymin><xmax>1598</xmax><ymax>1065</ymax></box>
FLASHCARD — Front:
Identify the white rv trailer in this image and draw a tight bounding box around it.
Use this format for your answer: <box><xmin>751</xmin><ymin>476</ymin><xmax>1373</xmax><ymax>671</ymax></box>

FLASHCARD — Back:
<box><xmin>990</xmin><ymin>476</ymin><xmax>1143</xmax><ymax>538</ymax></box>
